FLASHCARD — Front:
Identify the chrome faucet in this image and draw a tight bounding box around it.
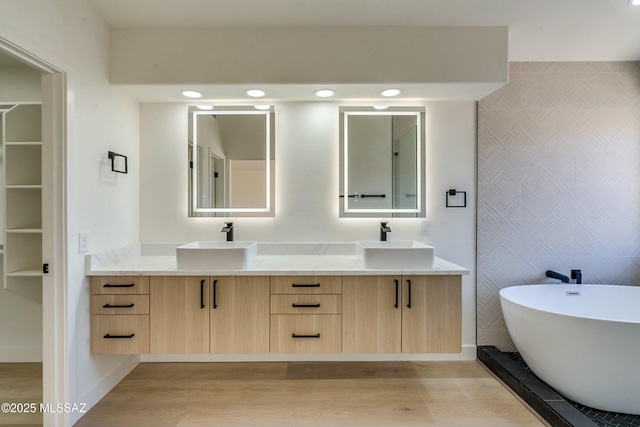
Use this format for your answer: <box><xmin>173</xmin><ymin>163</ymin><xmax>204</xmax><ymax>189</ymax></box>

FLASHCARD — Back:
<box><xmin>221</xmin><ymin>222</ymin><xmax>234</xmax><ymax>242</ymax></box>
<box><xmin>380</xmin><ymin>222</ymin><xmax>391</xmax><ymax>241</ymax></box>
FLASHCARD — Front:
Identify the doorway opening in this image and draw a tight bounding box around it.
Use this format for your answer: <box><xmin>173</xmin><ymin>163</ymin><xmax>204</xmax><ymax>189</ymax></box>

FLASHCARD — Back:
<box><xmin>0</xmin><ymin>36</ymin><xmax>67</xmax><ymax>427</ymax></box>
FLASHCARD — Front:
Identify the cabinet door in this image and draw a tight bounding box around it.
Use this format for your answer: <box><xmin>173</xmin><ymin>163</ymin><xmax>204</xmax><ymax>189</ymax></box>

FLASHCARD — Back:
<box><xmin>150</xmin><ymin>276</ymin><xmax>209</xmax><ymax>354</ymax></box>
<box><xmin>401</xmin><ymin>275</ymin><xmax>461</xmax><ymax>353</ymax></box>
<box><xmin>342</xmin><ymin>276</ymin><xmax>401</xmax><ymax>354</ymax></box>
<box><xmin>210</xmin><ymin>276</ymin><xmax>270</xmax><ymax>354</ymax></box>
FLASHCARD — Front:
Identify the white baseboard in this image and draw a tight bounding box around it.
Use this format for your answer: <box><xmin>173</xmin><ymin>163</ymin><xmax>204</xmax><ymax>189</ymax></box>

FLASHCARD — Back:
<box><xmin>140</xmin><ymin>345</ymin><xmax>477</xmax><ymax>363</ymax></box>
<box><xmin>71</xmin><ymin>355</ymin><xmax>140</xmax><ymax>426</ymax></box>
<box><xmin>0</xmin><ymin>345</ymin><xmax>42</xmax><ymax>362</ymax></box>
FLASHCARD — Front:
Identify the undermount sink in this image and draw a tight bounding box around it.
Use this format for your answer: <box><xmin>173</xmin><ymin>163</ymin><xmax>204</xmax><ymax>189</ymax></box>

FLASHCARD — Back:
<box><xmin>356</xmin><ymin>240</ymin><xmax>435</xmax><ymax>270</ymax></box>
<box><xmin>176</xmin><ymin>241</ymin><xmax>258</xmax><ymax>270</ymax></box>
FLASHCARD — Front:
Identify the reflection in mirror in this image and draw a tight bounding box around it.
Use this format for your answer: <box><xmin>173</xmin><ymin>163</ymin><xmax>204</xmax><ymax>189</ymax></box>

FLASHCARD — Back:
<box><xmin>188</xmin><ymin>107</ymin><xmax>275</xmax><ymax>217</ymax></box>
<box><xmin>339</xmin><ymin>108</ymin><xmax>425</xmax><ymax>217</ymax></box>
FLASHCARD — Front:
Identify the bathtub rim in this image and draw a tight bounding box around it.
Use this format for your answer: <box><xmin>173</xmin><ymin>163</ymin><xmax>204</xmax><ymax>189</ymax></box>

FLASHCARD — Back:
<box><xmin>499</xmin><ymin>283</ymin><xmax>640</xmax><ymax>325</ymax></box>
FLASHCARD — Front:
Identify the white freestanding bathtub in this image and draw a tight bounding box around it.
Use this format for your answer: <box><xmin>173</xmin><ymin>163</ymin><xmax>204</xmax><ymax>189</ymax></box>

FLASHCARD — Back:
<box><xmin>500</xmin><ymin>284</ymin><xmax>640</xmax><ymax>415</ymax></box>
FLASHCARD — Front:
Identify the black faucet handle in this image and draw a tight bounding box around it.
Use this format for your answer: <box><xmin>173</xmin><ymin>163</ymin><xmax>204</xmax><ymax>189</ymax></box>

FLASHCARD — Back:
<box><xmin>571</xmin><ymin>269</ymin><xmax>582</xmax><ymax>284</ymax></box>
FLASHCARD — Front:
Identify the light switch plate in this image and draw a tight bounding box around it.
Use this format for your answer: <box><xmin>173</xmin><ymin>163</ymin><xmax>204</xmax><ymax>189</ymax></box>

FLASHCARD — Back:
<box><xmin>79</xmin><ymin>232</ymin><xmax>89</xmax><ymax>253</ymax></box>
<box><xmin>420</xmin><ymin>220</ymin><xmax>431</xmax><ymax>236</ymax></box>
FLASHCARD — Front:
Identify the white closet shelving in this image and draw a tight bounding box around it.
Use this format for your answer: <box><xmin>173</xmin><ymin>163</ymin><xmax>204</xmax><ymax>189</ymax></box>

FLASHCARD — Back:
<box><xmin>1</xmin><ymin>103</ymin><xmax>42</xmax><ymax>303</ymax></box>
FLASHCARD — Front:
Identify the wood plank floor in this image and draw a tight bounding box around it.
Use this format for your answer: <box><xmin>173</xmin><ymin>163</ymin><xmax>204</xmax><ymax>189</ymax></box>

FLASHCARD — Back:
<box><xmin>0</xmin><ymin>363</ymin><xmax>42</xmax><ymax>426</ymax></box>
<box><xmin>75</xmin><ymin>361</ymin><xmax>546</xmax><ymax>427</ymax></box>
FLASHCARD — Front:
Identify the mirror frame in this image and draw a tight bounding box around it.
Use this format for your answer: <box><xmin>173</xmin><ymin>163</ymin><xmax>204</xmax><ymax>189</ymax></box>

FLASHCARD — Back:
<box><xmin>191</xmin><ymin>108</ymin><xmax>272</xmax><ymax>214</ymax></box>
<box><xmin>342</xmin><ymin>109</ymin><xmax>423</xmax><ymax>215</ymax></box>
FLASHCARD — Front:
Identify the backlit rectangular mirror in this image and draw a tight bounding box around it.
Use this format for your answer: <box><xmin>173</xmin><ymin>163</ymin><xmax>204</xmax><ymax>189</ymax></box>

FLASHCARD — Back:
<box><xmin>339</xmin><ymin>107</ymin><xmax>425</xmax><ymax>217</ymax></box>
<box><xmin>188</xmin><ymin>106</ymin><xmax>275</xmax><ymax>217</ymax></box>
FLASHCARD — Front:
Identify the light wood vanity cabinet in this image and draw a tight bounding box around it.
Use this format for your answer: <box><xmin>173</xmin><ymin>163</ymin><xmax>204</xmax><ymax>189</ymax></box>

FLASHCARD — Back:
<box><xmin>91</xmin><ymin>275</ymin><xmax>150</xmax><ymax>295</ymax></box>
<box><xmin>270</xmin><ymin>294</ymin><xmax>341</xmax><ymax>315</ymax></box>
<box><xmin>342</xmin><ymin>276</ymin><xmax>402</xmax><ymax>353</ymax></box>
<box><xmin>149</xmin><ymin>276</ymin><xmax>209</xmax><ymax>354</ymax></box>
<box><xmin>148</xmin><ymin>276</ymin><xmax>270</xmax><ymax>354</ymax></box>
<box><xmin>210</xmin><ymin>276</ymin><xmax>270</xmax><ymax>354</ymax></box>
<box><xmin>90</xmin><ymin>276</ymin><xmax>150</xmax><ymax>354</ymax></box>
<box><xmin>270</xmin><ymin>275</ymin><xmax>342</xmax><ymax>295</ymax></box>
<box><xmin>270</xmin><ymin>276</ymin><xmax>342</xmax><ymax>354</ymax></box>
<box><xmin>342</xmin><ymin>275</ymin><xmax>462</xmax><ymax>354</ymax></box>
<box><xmin>270</xmin><ymin>314</ymin><xmax>342</xmax><ymax>353</ymax></box>
<box><xmin>401</xmin><ymin>275</ymin><xmax>462</xmax><ymax>353</ymax></box>
<box><xmin>91</xmin><ymin>273</ymin><xmax>461</xmax><ymax>355</ymax></box>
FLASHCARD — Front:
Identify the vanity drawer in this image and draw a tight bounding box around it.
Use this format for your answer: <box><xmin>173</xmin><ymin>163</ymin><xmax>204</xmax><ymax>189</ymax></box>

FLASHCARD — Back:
<box><xmin>91</xmin><ymin>315</ymin><xmax>149</xmax><ymax>354</ymax></box>
<box><xmin>91</xmin><ymin>276</ymin><xmax>150</xmax><ymax>295</ymax></box>
<box><xmin>271</xmin><ymin>276</ymin><xmax>342</xmax><ymax>295</ymax></box>
<box><xmin>270</xmin><ymin>315</ymin><xmax>341</xmax><ymax>354</ymax></box>
<box><xmin>270</xmin><ymin>295</ymin><xmax>341</xmax><ymax>315</ymax></box>
<box><xmin>92</xmin><ymin>295</ymin><xmax>150</xmax><ymax>315</ymax></box>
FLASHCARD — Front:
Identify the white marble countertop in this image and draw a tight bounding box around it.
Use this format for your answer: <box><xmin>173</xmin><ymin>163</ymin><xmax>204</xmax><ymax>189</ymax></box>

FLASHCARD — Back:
<box><xmin>85</xmin><ymin>243</ymin><xmax>470</xmax><ymax>276</ymax></box>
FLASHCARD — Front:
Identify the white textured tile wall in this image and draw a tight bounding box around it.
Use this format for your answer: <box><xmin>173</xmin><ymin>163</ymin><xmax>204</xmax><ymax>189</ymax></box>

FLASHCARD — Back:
<box><xmin>477</xmin><ymin>61</ymin><xmax>640</xmax><ymax>351</ymax></box>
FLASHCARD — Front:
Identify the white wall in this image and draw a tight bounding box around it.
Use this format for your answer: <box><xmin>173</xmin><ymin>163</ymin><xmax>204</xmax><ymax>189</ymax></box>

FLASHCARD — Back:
<box><xmin>140</xmin><ymin>101</ymin><xmax>477</xmax><ymax>353</ymax></box>
<box><xmin>0</xmin><ymin>1</ymin><xmax>140</xmax><ymax>425</ymax></box>
<box><xmin>0</xmin><ymin>65</ymin><xmax>41</xmax><ymax>102</ymax></box>
<box><xmin>111</xmin><ymin>27</ymin><xmax>508</xmax><ymax>87</ymax></box>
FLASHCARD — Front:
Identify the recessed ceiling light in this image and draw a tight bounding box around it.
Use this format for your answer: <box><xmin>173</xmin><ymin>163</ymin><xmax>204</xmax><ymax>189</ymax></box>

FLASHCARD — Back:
<box><xmin>254</xmin><ymin>105</ymin><xmax>271</xmax><ymax>110</ymax></box>
<box><xmin>246</xmin><ymin>89</ymin><xmax>266</xmax><ymax>98</ymax></box>
<box><xmin>196</xmin><ymin>105</ymin><xmax>214</xmax><ymax>110</ymax></box>
<box><xmin>380</xmin><ymin>89</ymin><xmax>401</xmax><ymax>97</ymax></box>
<box><xmin>629</xmin><ymin>0</ymin><xmax>640</xmax><ymax>5</ymax></box>
<box><xmin>314</xmin><ymin>89</ymin><xmax>335</xmax><ymax>98</ymax></box>
<box><xmin>373</xmin><ymin>106</ymin><xmax>389</xmax><ymax>110</ymax></box>
<box><xmin>181</xmin><ymin>90</ymin><xmax>203</xmax><ymax>98</ymax></box>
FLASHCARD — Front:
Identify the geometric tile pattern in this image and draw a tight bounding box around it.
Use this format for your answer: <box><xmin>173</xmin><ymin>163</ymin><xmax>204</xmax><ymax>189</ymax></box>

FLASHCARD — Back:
<box><xmin>478</xmin><ymin>61</ymin><xmax>640</xmax><ymax>351</ymax></box>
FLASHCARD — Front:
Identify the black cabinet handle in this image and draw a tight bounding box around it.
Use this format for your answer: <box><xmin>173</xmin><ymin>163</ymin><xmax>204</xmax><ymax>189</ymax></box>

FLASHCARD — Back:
<box><xmin>292</xmin><ymin>303</ymin><xmax>321</xmax><ymax>308</ymax></box>
<box><xmin>407</xmin><ymin>279</ymin><xmax>412</xmax><ymax>309</ymax></box>
<box><xmin>394</xmin><ymin>279</ymin><xmax>399</xmax><ymax>309</ymax></box>
<box><xmin>104</xmin><ymin>334</ymin><xmax>135</xmax><ymax>339</ymax></box>
<box><xmin>200</xmin><ymin>279</ymin><xmax>205</xmax><ymax>309</ymax></box>
<box><xmin>102</xmin><ymin>303</ymin><xmax>134</xmax><ymax>308</ymax></box>
<box><xmin>292</xmin><ymin>333</ymin><xmax>321</xmax><ymax>339</ymax></box>
<box><xmin>292</xmin><ymin>283</ymin><xmax>320</xmax><ymax>288</ymax></box>
<box><xmin>212</xmin><ymin>279</ymin><xmax>218</xmax><ymax>309</ymax></box>
<box><xmin>103</xmin><ymin>283</ymin><xmax>135</xmax><ymax>288</ymax></box>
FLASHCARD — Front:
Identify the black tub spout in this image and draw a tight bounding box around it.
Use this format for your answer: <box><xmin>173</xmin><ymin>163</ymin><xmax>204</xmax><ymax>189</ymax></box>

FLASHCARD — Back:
<box><xmin>545</xmin><ymin>270</ymin><xmax>570</xmax><ymax>283</ymax></box>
